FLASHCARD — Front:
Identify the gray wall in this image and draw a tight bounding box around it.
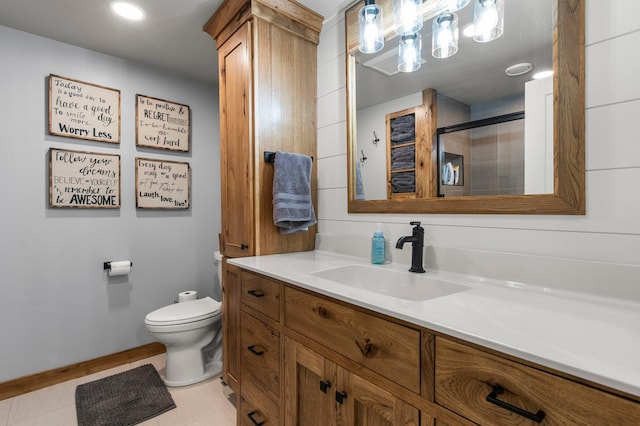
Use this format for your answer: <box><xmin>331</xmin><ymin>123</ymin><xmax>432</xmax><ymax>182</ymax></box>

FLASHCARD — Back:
<box><xmin>0</xmin><ymin>26</ymin><xmax>221</xmax><ymax>382</ymax></box>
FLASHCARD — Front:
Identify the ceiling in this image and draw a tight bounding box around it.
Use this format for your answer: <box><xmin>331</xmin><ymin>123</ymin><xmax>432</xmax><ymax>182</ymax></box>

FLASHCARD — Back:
<box><xmin>355</xmin><ymin>0</ymin><xmax>553</xmax><ymax>108</ymax></box>
<box><xmin>0</xmin><ymin>0</ymin><xmax>553</xmax><ymax>108</ymax></box>
<box><xmin>0</xmin><ymin>0</ymin><xmax>349</xmax><ymax>84</ymax></box>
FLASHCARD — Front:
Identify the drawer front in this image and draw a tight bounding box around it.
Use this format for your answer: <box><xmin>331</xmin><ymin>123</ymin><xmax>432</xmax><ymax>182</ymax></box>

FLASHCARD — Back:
<box><xmin>435</xmin><ymin>337</ymin><xmax>640</xmax><ymax>425</ymax></box>
<box><xmin>240</xmin><ymin>374</ymin><xmax>280</xmax><ymax>426</ymax></box>
<box><xmin>241</xmin><ymin>271</ymin><xmax>280</xmax><ymax>321</ymax></box>
<box><xmin>284</xmin><ymin>286</ymin><xmax>421</xmax><ymax>393</ymax></box>
<box><xmin>241</xmin><ymin>311</ymin><xmax>280</xmax><ymax>401</ymax></box>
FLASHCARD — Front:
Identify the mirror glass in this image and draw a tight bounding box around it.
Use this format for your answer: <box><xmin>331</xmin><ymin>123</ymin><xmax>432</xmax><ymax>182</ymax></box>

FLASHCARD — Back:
<box><xmin>346</xmin><ymin>0</ymin><xmax>585</xmax><ymax>214</ymax></box>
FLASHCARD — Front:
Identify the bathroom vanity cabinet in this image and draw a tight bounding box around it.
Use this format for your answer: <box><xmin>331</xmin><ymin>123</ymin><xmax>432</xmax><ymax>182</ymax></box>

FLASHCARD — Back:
<box><xmin>205</xmin><ymin>0</ymin><xmax>322</xmax><ymax>259</ymax></box>
<box><xmin>231</xmin><ymin>267</ymin><xmax>640</xmax><ymax>425</ymax></box>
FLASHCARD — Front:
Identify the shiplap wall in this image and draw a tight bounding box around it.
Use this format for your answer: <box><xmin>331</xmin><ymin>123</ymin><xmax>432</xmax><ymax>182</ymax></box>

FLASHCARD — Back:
<box><xmin>315</xmin><ymin>1</ymin><xmax>640</xmax><ymax>276</ymax></box>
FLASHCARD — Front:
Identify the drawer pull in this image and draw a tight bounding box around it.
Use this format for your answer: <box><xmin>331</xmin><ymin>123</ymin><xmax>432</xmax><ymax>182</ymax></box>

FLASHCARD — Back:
<box><xmin>247</xmin><ymin>410</ymin><xmax>265</xmax><ymax>426</ymax></box>
<box><xmin>335</xmin><ymin>390</ymin><xmax>347</xmax><ymax>405</ymax></box>
<box><xmin>248</xmin><ymin>289</ymin><xmax>265</xmax><ymax>298</ymax></box>
<box><xmin>320</xmin><ymin>380</ymin><xmax>332</xmax><ymax>393</ymax></box>
<box><xmin>486</xmin><ymin>385</ymin><xmax>546</xmax><ymax>423</ymax></box>
<box><xmin>247</xmin><ymin>345</ymin><xmax>265</xmax><ymax>356</ymax></box>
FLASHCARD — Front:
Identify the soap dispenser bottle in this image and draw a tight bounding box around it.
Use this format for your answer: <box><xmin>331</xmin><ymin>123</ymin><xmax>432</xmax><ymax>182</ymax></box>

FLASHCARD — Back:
<box><xmin>371</xmin><ymin>223</ymin><xmax>386</xmax><ymax>265</ymax></box>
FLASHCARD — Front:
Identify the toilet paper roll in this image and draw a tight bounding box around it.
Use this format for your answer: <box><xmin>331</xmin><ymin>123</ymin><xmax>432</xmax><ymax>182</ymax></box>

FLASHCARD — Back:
<box><xmin>108</xmin><ymin>261</ymin><xmax>131</xmax><ymax>277</ymax></box>
<box><xmin>178</xmin><ymin>291</ymin><xmax>197</xmax><ymax>303</ymax></box>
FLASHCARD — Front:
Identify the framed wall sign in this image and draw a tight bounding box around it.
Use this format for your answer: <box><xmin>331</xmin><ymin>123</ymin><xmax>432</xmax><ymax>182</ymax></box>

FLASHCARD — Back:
<box><xmin>49</xmin><ymin>148</ymin><xmax>121</xmax><ymax>208</ymax></box>
<box><xmin>136</xmin><ymin>95</ymin><xmax>190</xmax><ymax>152</ymax></box>
<box><xmin>48</xmin><ymin>74</ymin><xmax>121</xmax><ymax>143</ymax></box>
<box><xmin>135</xmin><ymin>157</ymin><xmax>190</xmax><ymax>209</ymax></box>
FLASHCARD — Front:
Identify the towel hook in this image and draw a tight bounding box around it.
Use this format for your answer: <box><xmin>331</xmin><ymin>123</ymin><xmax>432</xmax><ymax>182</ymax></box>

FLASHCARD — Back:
<box><xmin>372</xmin><ymin>131</ymin><xmax>379</xmax><ymax>146</ymax></box>
<box><xmin>360</xmin><ymin>150</ymin><xmax>368</xmax><ymax>164</ymax></box>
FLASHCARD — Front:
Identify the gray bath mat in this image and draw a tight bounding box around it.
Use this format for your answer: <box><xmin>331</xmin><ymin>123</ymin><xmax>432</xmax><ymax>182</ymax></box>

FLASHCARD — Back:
<box><xmin>75</xmin><ymin>364</ymin><xmax>176</xmax><ymax>426</ymax></box>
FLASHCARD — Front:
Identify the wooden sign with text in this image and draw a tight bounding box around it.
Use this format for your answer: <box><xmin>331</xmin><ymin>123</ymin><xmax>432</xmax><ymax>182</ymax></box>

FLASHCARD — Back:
<box><xmin>48</xmin><ymin>74</ymin><xmax>120</xmax><ymax>143</ymax></box>
<box><xmin>136</xmin><ymin>95</ymin><xmax>190</xmax><ymax>152</ymax></box>
<box><xmin>136</xmin><ymin>158</ymin><xmax>190</xmax><ymax>209</ymax></box>
<box><xmin>50</xmin><ymin>148</ymin><xmax>120</xmax><ymax>208</ymax></box>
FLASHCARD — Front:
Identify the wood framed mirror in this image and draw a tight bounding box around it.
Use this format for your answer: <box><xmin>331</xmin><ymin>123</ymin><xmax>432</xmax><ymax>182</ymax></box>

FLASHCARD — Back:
<box><xmin>346</xmin><ymin>0</ymin><xmax>584</xmax><ymax>214</ymax></box>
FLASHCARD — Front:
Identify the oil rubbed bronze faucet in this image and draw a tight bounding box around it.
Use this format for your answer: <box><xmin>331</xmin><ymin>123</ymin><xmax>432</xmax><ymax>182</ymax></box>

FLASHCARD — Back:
<box><xmin>396</xmin><ymin>221</ymin><xmax>426</xmax><ymax>273</ymax></box>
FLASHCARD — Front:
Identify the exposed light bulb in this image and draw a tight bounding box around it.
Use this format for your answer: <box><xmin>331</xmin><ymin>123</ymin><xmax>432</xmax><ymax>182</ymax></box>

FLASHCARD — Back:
<box><xmin>398</xmin><ymin>33</ymin><xmax>422</xmax><ymax>72</ymax></box>
<box><xmin>432</xmin><ymin>13</ymin><xmax>458</xmax><ymax>59</ymax></box>
<box><xmin>395</xmin><ymin>0</ymin><xmax>423</xmax><ymax>36</ymax></box>
<box><xmin>359</xmin><ymin>1</ymin><xmax>384</xmax><ymax>53</ymax></box>
<box><xmin>473</xmin><ymin>0</ymin><xmax>504</xmax><ymax>42</ymax></box>
<box><xmin>364</xmin><ymin>19</ymin><xmax>380</xmax><ymax>51</ymax></box>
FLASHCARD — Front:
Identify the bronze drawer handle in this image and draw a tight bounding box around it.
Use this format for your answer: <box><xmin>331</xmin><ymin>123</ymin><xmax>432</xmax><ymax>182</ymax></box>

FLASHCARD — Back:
<box><xmin>486</xmin><ymin>385</ymin><xmax>546</xmax><ymax>423</ymax></box>
<box><xmin>319</xmin><ymin>380</ymin><xmax>331</xmax><ymax>393</ymax></box>
<box><xmin>335</xmin><ymin>390</ymin><xmax>347</xmax><ymax>405</ymax></box>
<box><xmin>247</xmin><ymin>289</ymin><xmax>265</xmax><ymax>298</ymax></box>
<box><xmin>247</xmin><ymin>345</ymin><xmax>264</xmax><ymax>356</ymax></box>
<box><xmin>247</xmin><ymin>410</ymin><xmax>265</xmax><ymax>426</ymax></box>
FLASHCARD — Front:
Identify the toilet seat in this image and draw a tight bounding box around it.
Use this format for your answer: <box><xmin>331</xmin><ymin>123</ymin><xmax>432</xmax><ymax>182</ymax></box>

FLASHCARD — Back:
<box><xmin>145</xmin><ymin>296</ymin><xmax>221</xmax><ymax>327</ymax></box>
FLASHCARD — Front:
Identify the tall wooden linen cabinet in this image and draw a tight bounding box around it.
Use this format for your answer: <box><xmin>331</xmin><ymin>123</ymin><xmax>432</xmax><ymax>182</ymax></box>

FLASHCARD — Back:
<box><xmin>204</xmin><ymin>0</ymin><xmax>323</xmax><ymax>405</ymax></box>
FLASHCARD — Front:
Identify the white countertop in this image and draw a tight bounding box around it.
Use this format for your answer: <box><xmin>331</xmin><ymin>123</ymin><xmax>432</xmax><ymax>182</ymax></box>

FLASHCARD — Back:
<box><xmin>229</xmin><ymin>250</ymin><xmax>640</xmax><ymax>398</ymax></box>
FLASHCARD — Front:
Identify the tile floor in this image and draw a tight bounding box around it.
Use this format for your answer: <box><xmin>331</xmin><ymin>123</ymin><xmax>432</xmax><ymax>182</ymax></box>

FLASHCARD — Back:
<box><xmin>0</xmin><ymin>354</ymin><xmax>237</xmax><ymax>426</ymax></box>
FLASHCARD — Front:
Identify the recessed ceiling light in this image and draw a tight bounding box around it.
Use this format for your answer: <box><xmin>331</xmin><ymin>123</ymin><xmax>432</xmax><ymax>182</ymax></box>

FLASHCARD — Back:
<box><xmin>533</xmin><ymin>70</ymin><xmax>554</xmax><ymax>80</ymax></box>
<box><xmin>110</xmin><ymin>2</ymin><xmax>145</xmax><ymax>21</ymax></box>
<box><xmin>505</xmin><ymin>62</ymin><xmax>533</xmax><ymax>77</ymax></box>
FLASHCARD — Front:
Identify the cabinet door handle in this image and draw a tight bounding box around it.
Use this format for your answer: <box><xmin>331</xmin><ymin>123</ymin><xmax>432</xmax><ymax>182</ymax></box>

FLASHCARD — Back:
<box><xmin>486</xmin><ymin>385</ymin><xmax>546</xmax><ymax>423</ymax></box>
<box><xmin>247</xmin><ymin>289</ymin><xmax>265</xmax><ymax>298</ymax></box>
<box><xmin>247</xmin><ymin>345</ymin><xmax>264</xmax><ymax>356</ymax></box>
<box><xmin>247</xmin><ymin>410</ymin><xmax>265</xmax><ymax>426</ymax></box>
<box><xmin>335</xmin><ymin>390</ymin><xmax>347</xmax><ymax>405</ymax></box>
<box><xmin>319</xmin><ymin>380</ymin><xmax>331</xmax><ymax>393</ymax></box>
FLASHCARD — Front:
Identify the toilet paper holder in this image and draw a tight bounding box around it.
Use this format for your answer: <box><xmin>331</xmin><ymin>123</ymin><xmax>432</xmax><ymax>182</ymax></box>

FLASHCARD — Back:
<box><xmin>103</xmin><ymin>261</ymin><xmax>133</xmax><ymax>270</ymax></box>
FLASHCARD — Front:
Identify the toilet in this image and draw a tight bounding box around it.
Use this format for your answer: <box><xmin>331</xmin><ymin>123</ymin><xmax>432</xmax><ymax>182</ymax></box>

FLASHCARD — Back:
<box><xmin>144</xmin><ymin>251</ymin><xmax>224</xmax><ymax>387</ymax></box>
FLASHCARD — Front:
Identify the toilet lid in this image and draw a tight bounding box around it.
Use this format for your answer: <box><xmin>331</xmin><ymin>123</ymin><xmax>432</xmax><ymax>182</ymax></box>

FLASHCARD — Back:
<box><xmin>145</xmin><ymin>296</ymin><xmax>221</xmax><ymax>326</ymax></box>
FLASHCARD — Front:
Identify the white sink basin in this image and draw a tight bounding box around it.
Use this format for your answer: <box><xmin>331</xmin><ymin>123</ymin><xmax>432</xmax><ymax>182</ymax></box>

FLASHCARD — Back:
<box><xmin>310</xmin><ymin>264</ymin><xmax>470</xmax><ymax>301</ymax></box>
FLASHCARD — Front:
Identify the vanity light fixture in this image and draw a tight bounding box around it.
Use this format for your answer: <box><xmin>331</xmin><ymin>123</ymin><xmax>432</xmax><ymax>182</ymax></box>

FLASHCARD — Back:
<box><xmin>473</xmin><ymin>0</ymin><xmax>504</xmax><ymax>43</ymax></box>
<box><xmin>440</xmin><ymin>0</ymin><xmax>470</xmax><ymax>13</ymax></box>
<box><xmin>394</xmin><ymin>0</ymin><xmax>423</xmax><ymax>36</ymax></box>
<box><xmin>398</xmin><ymin>33</ymin><xmax>422</xmax><ymax>72</ymax></box>
<box><xmin>110</xmin><ymin>1</ymin><xmax>145</xmax><ymax>21</ymax></box>
<box><xmin>432</xmin><ymin>13</ymin><xmax>459</xmax><ymax>58</ymax></box>
<box><xmin>359</xmin><ymin>0</ymin><xmax>385</xmax><ymax>53</ymax></box>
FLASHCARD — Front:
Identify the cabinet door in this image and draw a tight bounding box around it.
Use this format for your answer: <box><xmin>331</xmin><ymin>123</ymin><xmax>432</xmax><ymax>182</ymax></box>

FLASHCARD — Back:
<box><xmin>285</xmin><ymin>337</ymin><xmax>420</xmax><ymax>426</ymax></box>
<box><xmin>218</xmin><ymin>21</ymin><xmax>253</xmax><ymax>258</ymax></box>
<box><xmin>284</xmin><ymin>337</ymin><xmax>337</xmax><ymax>426</ymax></box>
<box><xmin>339</xmin><ymin>369</ymin><xmax>420</xmax><ymax>426</ymax></box>
<box><xmin>222</xmin><ymin>260</ymin><xmax>241</xmax><ymax>392</ymax></box>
